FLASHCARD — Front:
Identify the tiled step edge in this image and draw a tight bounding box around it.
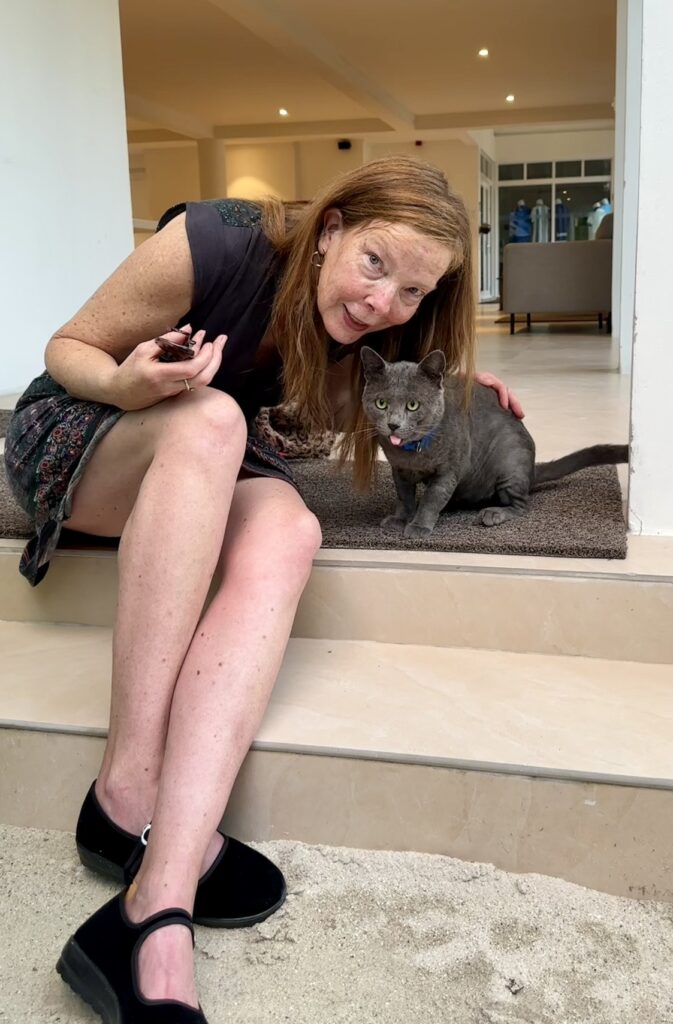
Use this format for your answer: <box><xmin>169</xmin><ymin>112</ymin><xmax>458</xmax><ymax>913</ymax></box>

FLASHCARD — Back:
<box><xmin>1</xmin><ymin>543</ymin><xmax>673</xmax><ymax>662</ymax></box>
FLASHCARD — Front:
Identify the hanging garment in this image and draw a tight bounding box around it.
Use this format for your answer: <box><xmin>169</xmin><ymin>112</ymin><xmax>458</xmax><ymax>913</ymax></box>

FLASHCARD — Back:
<box><xmin>587</xmin><ymin>204</ymin><xmax>606</xmax><ymax>240</ymax></box>
<box><xmin>531</xmin><ymin>202</ymin><xmax>550</xmax><ymax>243</ymax></box>
<box><xmin>509</xmin><ymin>204</ymin><xmax>532</xmax><ymax>242</ymax></box>
<box><xmin>555</xmin><ymin>201</ymin><xmax>570</xmax><ymax>241</ymax></box>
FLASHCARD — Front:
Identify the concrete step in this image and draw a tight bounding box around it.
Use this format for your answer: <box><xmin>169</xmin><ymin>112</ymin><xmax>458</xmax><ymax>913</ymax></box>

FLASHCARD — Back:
<box><xmin>2</xmin><ymin>536</ymin><xmax>673</xmax><ymax>662</ymax></box>
<box><xmin>1</xmin><ymin>619</ymin><xmax>672</xmax><ymax>901</ymax></box>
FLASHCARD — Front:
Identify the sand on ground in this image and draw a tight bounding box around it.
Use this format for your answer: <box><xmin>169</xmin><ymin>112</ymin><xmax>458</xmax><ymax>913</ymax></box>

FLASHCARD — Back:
<box><xmin>1</xmin><ymin>826</ymin><xmax>672</xmax><ymax>1024</ymax></box>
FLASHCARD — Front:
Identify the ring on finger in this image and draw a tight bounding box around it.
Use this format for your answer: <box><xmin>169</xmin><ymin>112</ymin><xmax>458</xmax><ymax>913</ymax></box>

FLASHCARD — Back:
<box><xmin>183</xmin><ymin>379</ymin><xmax>194</xmax><ymax>392</ymax></box>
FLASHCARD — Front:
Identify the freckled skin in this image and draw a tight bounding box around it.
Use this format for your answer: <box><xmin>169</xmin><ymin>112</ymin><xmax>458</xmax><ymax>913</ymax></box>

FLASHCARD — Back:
<box><xmin>316</xmin><ymin>215</ymin><xmax>451</xmax><ymax>345</ymax></box>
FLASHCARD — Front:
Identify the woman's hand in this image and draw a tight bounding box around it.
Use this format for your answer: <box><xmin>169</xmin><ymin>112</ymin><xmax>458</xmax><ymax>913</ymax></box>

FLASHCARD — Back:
<box><xmin>110</xmin><ymin>327</ymin><xmax>228</xmax><ymax>411</ymax></box>
<box><xmin>474</xmin><ymin>371</ymin><xmax>525</xmax><ymax>419</ymax></box>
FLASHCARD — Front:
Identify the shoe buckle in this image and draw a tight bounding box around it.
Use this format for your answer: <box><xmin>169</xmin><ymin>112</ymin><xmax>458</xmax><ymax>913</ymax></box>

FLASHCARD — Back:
<box><xmin>140</xmin><ymin>822</ymin><xmax>152</xmax><ymax>846</ymax></box>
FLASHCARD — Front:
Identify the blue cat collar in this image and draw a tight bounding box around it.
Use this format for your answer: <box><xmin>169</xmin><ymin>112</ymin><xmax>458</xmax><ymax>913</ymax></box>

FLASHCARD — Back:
<box><xmin>400</xmin><ymin>430</ymin><xmax>436</xmax><ymax>453</ymax></box>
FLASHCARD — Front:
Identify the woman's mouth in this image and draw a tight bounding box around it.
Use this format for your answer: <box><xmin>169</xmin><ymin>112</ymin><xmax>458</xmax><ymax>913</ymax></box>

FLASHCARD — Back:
<box><xmin>343</xmin><ymin>306</ymin><xmax>369</xmax><ymax>332</ymax></box>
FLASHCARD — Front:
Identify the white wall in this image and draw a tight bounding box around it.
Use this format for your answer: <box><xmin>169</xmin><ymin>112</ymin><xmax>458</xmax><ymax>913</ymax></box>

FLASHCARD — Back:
<box><xmin>468</xmin><ymin>129</ymin><xmax>497</xmax><ymax>162</ymax></box>
<box><xmin>365</xmin><ymin>140</ymin><xmax>480</xmax><ymax>221</ymax></box>
<box><xmin>495</xmin><ymin>129</ymin><xmax>615</xmax><ymax>165</ymax></box>
<box><xmin>628</xmin><ymin>0</ymin><xmax>673</xmax><ymax>535</ymax></box>
<box><xmin>613</xmin><ymin>0</ymin><xmax>643</xmax><ymax>374</ymax></box>
<box><xmin>296</xmin><ymin>140</ymin><xmax>366</xmax><ymax>199</ymax></box>
<box><xmin>225</xmin><ymin>143</ymin><xmax>298</xmax><ymax>201</ymax></box>
<box><xmin>130</xmin><ymin>145</ymin><xmax>201</xmax><ymax>220</ymax></box>
<box><xmin>0</xmin><ymin>0</ymin><xmax>133</xmax><ymax>394</ymax></box>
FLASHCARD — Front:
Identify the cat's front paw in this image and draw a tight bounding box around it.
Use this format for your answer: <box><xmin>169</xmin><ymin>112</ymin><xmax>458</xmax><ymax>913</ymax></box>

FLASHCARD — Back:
<box><xmin>380</xmin><ymin>514</ymin><xmax>408</xmax><ymax>533</ymax></box>
<box><xmin>404</xmin><ymin>522</ymin><xmax>434</xmax><ymax>540</ymax></box>
<box><xmin>479</xmin><ymin>506</ymin><xmax>510</xmax><ymax>527</ymax></box>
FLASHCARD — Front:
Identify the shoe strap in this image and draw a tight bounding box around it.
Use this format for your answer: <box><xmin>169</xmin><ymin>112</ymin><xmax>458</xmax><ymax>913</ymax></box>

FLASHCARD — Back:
<box><xmin>137</xmin><ymin>908</ymin><xmax>196</xmax><ymax>948</ymax></box>
<box><xmin>123</xmin><ymin>821</ymin><xmax>152</xmax><ymax>884</ymax></box>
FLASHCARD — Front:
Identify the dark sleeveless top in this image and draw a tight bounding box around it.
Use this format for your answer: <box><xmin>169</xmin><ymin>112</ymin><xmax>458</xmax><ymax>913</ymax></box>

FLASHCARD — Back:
<box><xmin>169</xmin><ymin>198</ymin><xmax>284</xmax><ymax>423</ymax></box>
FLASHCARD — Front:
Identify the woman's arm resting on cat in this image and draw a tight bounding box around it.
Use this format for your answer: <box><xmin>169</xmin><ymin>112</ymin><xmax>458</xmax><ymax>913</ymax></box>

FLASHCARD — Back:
<box><xmin>474</xmin><ymin>372</ymin><xmax>525</xmax><ymax>419</ymax></box>
<box><xmin>44</xmin><ymin>214</ymin><xmax>227</xmax><ymax>410</ymax></box>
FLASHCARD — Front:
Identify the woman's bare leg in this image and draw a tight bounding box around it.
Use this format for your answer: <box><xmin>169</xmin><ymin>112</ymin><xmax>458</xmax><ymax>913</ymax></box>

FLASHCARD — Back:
<box><xmin>130</xmin><ymin>476</ymin><xmax>320</xmax><ymax>1004</ymax></box>
<box><xmin>68</xmin><ymin>388</ymin><xmax>248</xmax><ymax>839</ymax></box>
<box><xmin>67</xmin><ymin>391</ymin><xmax>321</xmax><ymax>1006</ymax></box>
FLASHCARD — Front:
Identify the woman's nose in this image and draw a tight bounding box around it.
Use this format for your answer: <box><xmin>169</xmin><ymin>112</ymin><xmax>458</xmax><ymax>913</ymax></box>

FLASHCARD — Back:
<box><xmin>366</xmin><ymin>282</ymin><xmax>397</xmax><ymax>318</ymax></box>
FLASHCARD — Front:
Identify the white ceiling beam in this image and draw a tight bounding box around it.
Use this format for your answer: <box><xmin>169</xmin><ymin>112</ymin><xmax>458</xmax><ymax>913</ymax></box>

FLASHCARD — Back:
<box><xmin>213</xmin><ymin>118</ymin><xmax>390</xmax><ymax>142</ymax></box>
<box><xmin>125</xmin><ymin>93</ymin><xmax>214</xmax><ymax>139</ymax></box>
<box><xmin>416</xmin><ymin>105</ymin><xmax>615</xmax><ymax>131</ymax></box>
<box><xmin>206</xmin><ymin>0</ymin><xmax>414</xmax><ymax>133</ymax></box>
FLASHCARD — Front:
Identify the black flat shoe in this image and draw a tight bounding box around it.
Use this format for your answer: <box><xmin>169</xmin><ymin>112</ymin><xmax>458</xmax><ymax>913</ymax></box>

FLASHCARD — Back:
<box><xmin>76</xmin><ymin>782</ymin><xmax>286</xmax><ymax>929</ymax></box>
<box><xmin>57</xmin><ymin>892</ymin><xmax>208</xmax><ymax>1023</ymax></box>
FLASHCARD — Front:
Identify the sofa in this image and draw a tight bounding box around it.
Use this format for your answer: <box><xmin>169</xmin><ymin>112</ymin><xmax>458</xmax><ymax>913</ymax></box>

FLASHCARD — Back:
<box><xmin>502</xmin><ymin>236</ymin><xmax>612</xmax><ymax>334</ymax></box>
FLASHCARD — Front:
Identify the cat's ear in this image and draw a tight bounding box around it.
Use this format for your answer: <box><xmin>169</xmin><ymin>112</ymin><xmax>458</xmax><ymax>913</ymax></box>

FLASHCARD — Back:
<box><xmin>360</xmin><ymin>346</ymin><xmax>386</xmax><ymax>379</ymax></box>
<box><xmin>418</xmin><ymin>350</ymin><xmax>446</xmax><ymax>383</ymax></box>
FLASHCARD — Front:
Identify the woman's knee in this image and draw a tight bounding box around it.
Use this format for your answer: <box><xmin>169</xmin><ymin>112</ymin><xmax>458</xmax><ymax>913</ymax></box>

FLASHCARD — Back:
<box><xmin>285</xmin><ymin>507</ymin><xmax>323</xmax><ymax>572</ymax></box>
<box><xmin>160</xmin><ymin>388</ymin><xmax>248</xmax><ymax>458</ymax></box>
<box><xmin>225</xmin><ymin>500</ymin><xmax>322</xmax><ymax>589</ymax></box>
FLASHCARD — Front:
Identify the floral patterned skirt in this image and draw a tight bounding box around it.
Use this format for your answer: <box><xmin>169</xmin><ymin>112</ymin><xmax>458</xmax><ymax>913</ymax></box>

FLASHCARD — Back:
<box><xmin>3</xmin><ymin>372</ymin><xmax>297</xmax><ymax>587</ymax></box>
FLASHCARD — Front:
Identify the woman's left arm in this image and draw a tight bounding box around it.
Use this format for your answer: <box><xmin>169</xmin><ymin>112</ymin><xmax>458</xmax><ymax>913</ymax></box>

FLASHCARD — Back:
<box><xmin>474</xmin><ymin>371</ymin><xmax>525</xmax><ymax>419</ymax></box>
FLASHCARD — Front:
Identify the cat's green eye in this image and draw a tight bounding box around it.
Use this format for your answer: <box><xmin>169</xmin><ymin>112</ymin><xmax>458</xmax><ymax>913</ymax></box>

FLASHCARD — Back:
<box><xmin>375</xmin><ymin>398</ymin><xmax>388</xmax><ymax>411</ymax></box>
<box><xmin>406</xmin><ymin>400</ymin><xmax>420</xmax><ymax>412</ymax></box>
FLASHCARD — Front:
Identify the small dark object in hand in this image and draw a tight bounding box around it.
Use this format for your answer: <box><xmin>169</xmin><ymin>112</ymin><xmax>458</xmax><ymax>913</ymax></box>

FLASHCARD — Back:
<box><xmin>155</xmin><ymin>326</ymin><xmax>196</xmax><ymax>363</ymax></box>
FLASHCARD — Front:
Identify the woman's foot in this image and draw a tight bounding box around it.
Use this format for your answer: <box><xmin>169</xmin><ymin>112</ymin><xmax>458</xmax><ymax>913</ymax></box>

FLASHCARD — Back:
<box><xmin>76</xmin><ymin>780</ymin><xmax>287</xmax><ymax>928</ymax></box>
<box><xmin>126</xmin><ymin>886</ymin><xmax>199</xmax><ymax>1008</ymax></box>
<box><xmin>56</xmin><ymin>891</ymin><xmax>208</xmax><ymax>1023</ymax></box>
<box><xmin>94</xmin><ymin>777</ymin><xmax>225</xmax><ymax>878</ymax></box>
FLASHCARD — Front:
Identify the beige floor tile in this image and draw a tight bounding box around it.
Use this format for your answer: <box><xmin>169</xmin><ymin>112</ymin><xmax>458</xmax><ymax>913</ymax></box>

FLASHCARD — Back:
<box><xmin>2</xmin><ymin>622</ymin><xmax>672</xmax><ymax>785</ymax></box>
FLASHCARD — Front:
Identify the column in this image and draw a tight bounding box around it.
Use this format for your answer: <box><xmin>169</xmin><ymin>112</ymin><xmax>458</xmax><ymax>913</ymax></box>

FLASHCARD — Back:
<box><xmin>628</xmin><ymin>0</ymin><xmax>673</xmax><ymax>535</ymax></box>
<box><xmin>613</xmin><ymin>0</ymin><xmax>643</xmax><ymax>374</ymax></box>
<box><xmin>198</xmin><ymin>139</ymin><xmax>229</xmax><ymax>200</ymax></box>
<box><xmin>0</xmin><ymin>0</ymin><xmax>133</xmax><ymax>394</ymax></box>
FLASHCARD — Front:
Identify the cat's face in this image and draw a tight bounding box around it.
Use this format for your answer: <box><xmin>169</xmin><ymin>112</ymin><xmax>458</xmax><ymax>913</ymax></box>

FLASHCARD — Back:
<box><xmin>360</xmin><ymin>348</ymin><xmax>446</xmax><ymax>446</ymax></box>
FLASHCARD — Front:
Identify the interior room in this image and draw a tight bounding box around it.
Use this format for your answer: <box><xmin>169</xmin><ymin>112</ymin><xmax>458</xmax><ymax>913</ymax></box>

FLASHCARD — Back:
<box><xmin>2</xmin><ymin>2</ymin><xmax>673</xmax><ymax>1021</ymax></box>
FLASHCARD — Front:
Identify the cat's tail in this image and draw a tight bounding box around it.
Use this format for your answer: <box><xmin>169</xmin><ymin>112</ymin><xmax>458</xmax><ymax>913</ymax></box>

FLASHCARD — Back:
<box><xmin>533</xmin><ymin>444</ymin><xmax>628</xmax><ymax>486</ymax></box>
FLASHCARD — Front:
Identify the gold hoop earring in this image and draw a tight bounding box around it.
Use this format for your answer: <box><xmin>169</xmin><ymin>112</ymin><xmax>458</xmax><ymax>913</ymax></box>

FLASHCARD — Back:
<box><xmin>311</xmin><ymin>250</ymin><xmax>323</xmax><ymax>268</ymax></box>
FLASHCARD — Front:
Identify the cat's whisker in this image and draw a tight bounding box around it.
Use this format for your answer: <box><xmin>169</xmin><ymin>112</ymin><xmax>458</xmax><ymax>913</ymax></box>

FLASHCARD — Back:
<box><xmin>347</xmin><ymin>426</ymin><xmax>380</xmax><ymax>438</ymax></box>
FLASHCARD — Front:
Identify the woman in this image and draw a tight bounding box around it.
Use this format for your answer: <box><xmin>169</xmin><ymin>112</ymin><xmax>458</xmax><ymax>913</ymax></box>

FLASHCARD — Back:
<box><xmin>4</xmin><ymin>156</ymin><xmax>522</xmax><ymax>1022</ymax></box>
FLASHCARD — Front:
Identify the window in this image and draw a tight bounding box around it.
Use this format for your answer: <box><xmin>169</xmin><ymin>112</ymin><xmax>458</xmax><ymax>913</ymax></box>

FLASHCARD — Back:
<box><xmin>584</xmin><ymin>159</ymin><xmax>612</xmax><ymax>177</ymax></box>
<box><xmin>555</xmin><ymin>160</ymin><xmax>582</xmax><ymax>177</ymax></box>
<box><xmin>526</xmin><ymin>161</ymin><xmax>552</xmax><ymax>179</ymax></box>
<box><xmin>498</xmin><ymin>163</ymin><xmax>524</xmax><ymax>181</ymax></box>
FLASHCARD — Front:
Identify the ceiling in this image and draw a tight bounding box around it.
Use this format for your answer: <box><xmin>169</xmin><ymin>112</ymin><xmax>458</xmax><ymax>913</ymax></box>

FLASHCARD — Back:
<box><xmin>121</xmin><ymin>0</ymin><xmax>617</xmax><ymax>144</ymax></box>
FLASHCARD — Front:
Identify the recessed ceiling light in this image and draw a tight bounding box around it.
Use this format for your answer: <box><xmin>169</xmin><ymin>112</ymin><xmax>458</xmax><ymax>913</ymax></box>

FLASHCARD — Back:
<box><xmin>506</xmin><ymin>94</ymin><xmax>515</xmax><ymax>103</ymax></box>
<box><xmin>478</xmin><ymin>48</ymin><xmax>489</xmax><ymax>58</ymax></box>
<box><xmin>278</xmin><ymin>108</ymin><xmax>289</xmax><ymax>117</ymax></box>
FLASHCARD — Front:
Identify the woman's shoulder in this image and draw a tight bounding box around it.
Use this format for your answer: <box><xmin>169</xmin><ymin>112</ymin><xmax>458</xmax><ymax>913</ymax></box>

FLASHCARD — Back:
<box><xmin>202</xmin><ymin>198</ymin><xmax>263</xmax><ymax>229</ymax></box>
<box><xmin>157</xmin><ymin>198</ymin><xmax>263</xmax><ymax>233</ymax></box>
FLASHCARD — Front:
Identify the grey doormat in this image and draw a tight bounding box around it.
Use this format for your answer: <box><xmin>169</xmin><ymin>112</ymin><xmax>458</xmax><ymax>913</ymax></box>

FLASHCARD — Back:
<box><xmin>0</xmin><ymin>438</ymin><xmax>627</xmax><ymax>559</ymax></box>
<box><xmin>291</xmin><ymin>460</ymin><xmax>627</xmax><ymax>560</ymax></box>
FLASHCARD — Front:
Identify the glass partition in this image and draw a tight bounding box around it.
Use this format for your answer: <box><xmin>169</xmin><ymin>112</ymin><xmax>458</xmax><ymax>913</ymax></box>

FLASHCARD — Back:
<box><xmin>554</xmin><ymin>181</ymin><xmax>612</xmax><ymax>241</ymax></box>
<box><xmin>498</xmin><ymin>184</ymin><xmax>553</xmax><ymax>261</ymax></box>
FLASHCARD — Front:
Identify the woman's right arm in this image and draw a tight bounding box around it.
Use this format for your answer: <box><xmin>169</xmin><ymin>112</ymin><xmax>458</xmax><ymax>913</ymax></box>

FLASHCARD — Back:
<box><xmin>45</xmin><ymin>214</ymin><xmax>225</xmax><ymax>410</ymax></box>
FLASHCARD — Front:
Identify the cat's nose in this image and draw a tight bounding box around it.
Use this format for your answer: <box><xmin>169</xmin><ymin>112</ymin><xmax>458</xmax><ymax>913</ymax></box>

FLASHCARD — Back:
<box><xmin>387</xmin><ymin>421</ymin><xmax>400</xmax><ymax>433</ymax></box>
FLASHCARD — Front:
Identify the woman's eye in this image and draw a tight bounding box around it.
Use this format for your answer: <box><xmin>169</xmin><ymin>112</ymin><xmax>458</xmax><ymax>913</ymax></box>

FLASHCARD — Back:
<box><xmin>406</xmin><ymin>400</ymin><xmax>420</xmax><ymax>412</ymax></box>
<box><xmin>375</xmin><ymin>398</ymin><xmax>388</xmax><ymax>411</ymax></box>
<box><xmin>367</xmin><ymin>252</ymin><xmax>382</xmax><ymax>268</ymax></box>
<box><xmin>406</xmin><ymin>288</ymin><xmax>424</xmax><ymax>300</ymax></box>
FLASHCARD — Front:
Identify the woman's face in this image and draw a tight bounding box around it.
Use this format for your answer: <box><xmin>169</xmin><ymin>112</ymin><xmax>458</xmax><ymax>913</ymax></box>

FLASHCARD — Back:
<box><xmin>316</xmin><ymin>210</ymin><xmax>452</xmax><ymax>344</ymax></box>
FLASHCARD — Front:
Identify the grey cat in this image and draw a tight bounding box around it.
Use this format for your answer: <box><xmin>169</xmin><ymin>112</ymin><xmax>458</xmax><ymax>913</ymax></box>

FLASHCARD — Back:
<box><xmin>360</xmin><ymin>346</ymin><xmax>628</xmax><ymax>539</ymax></box>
